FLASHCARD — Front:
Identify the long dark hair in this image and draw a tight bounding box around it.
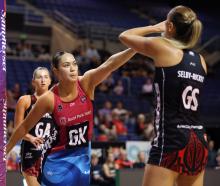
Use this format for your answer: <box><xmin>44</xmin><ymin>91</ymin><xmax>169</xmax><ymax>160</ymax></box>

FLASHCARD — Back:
<box><xmin>51</xmin><ymin>51</ymin><xmax>67</xmax><ymax>69</ymax></box>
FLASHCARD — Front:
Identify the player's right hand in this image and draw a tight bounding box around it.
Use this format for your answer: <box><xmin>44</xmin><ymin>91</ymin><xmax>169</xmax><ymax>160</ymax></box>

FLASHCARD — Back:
<box><xmin>30</xmin><ymin>136</ymin><xmax>44</xmax><ymax>148</ymax></box>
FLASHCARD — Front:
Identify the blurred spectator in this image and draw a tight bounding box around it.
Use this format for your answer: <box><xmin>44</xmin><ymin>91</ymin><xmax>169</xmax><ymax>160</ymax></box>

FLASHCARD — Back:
<box><xmin>8</xmin><ymin>42</ymin><xmax>51</xmax><ymax>59</ymax></box>
<box><xmin>102</xmin><ymin>152</ymin><xmax>116</xmax><ymax>186</ymax></box>
<box><xmin>109</xmin><ymin>147</ymin><xmax>121</xmax><ymax>160</ymax></box>
<box><xmin>97</xmin><ymin>101</ymin><xmax>118</xmax><ymax>141</ymax></box>
<box><xmin>86</xmin><ymin>41</ymin><xmax>100</xmax><ymax>59</ymax></box>
<box><xmin>142</xmin><ymin>114</ymin><xmax>154</xmax><ymax>141</ymax></box>
<box><xmin>15</xmin><ymin>42</ymin><xmax>23</xmax><ymax>57</ymax></box>
<box><xmin>97</xmin><ymin>82</ymin><xmax>110</xmax><ymax>94</ymax></box>
<box><xmin>136</xmin><ymin>113</ymin><xmax>146</xmax><ymax>135</ymax></box>
<box><xmin>112</xmin><ymin>101</ymin><xmax>130</xmax><ymax>123</ymax></box>
<box><xmin>111</xmin><ymin>110</ymin><xmax>127</xmax><ymax>136</ymax></box>
<box><xmin>136</xmin><ymin>113</ymin><xmax>154</xmax><ymax>141</ymax></box>
<box><xmin>115</xmin><ymin>149</ymin><xmax>133</xmax><ymax>169</ymax></box>
<box><xmin>141</xmin><ymin>78</ymin><xmax>153</xmax><ymax>98</ymax></box>
<box><xmin>11</xmin><ymin>83</ymin><xmax>22</xmax><ymax>100</ymax></box>
<box><xmin>6</xmin><ymin>43</ymin><xmax>14</xmax><ymax>56</ymax></box>
<box><xmin>215</xmin><ymin>149</ymin><xmax>220</xmax><ymax>170</ymax></box>
<box><xmin>6</xmin><ymin>151</ymin><xmax>19</xmax><ymax>171</ymax></box>
<box><xmin>97</xmin><ymin>115</ymin><xmax>117</xmax><ymax>142</ymax></box>
<box><xmin>7</xmin><ymin>90</ymin><xmax>16</xmax><ymax>111</ymax></box>
<box><xmin>113</xmin><ymin>80</ymin><xmax>124</xmax><ymax>95</ymax></box>
<box><xmin>20</xmin><ymin>43</ymin><xmax>34</xmax><ymax>58</ymax></box>
<box><xmin>133</xmin><ymin>151</ymin><xmax>146</xmax><ymax>168</ymax></box>
<box><xmin>121</xmin><ymin>74</ymin><xmax>131</xmax><ymax>95</ymax></box>
<box><xmin>86</xmin><ymin>41</ymin><xmax>100</xmax><ymax>67</ymax></box>
<box><xmin>98</xmin><ymin>101</ymin><xmax>112</xmax><ymax>123</ymax></box>
<box><xmin>103</xmin><ymin>75</ymin><xmax>115</xmax><ymax>91</ymax></box>
<box><xmin>207</xmin><ymin>140</ymin><xmax>217</xmax><ymax>168</ymax></box>
<box><xmin>91</xmin><ymin>153</ymin><xmax>107</xmax><ymax>186</ymax></box>
<box><xmin>38</xmin><ymin>46</ymin><xmax>51</xmax><ymax>61</ymax></box>
<box><xmin>7</xmin><ymin>120</ymin><xmax>14</xmax><ymax>140</ymax></box>
<box><xmin>72</xmin><ymin>45</ymin><xmax>87</xmax><ymax>65</ymax></box>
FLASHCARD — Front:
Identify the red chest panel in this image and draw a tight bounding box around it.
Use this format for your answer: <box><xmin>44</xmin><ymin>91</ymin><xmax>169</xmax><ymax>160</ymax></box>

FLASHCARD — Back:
<box><xmin>52</xmin><ymin>82</ymin><xmax>93</xmax><ymax>148</ymax></box>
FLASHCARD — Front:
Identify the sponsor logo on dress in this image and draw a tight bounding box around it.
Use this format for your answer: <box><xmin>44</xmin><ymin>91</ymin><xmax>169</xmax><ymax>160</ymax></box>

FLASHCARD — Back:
<box><xmin>25</xmin><ymin>152</ymin><xmax>33</xmax><ymax>159</ymax></box>
<box><xmin>58</xmin><ymin>104</ymin><xmax>63</xmax><ymax>112</ymax></box>
<box><xmin>67</xmin><ymin>110</ymin><xmax>92</xmax><ymax>122</ymax></box>
<box><xmin>80</xmin><ymin>96</ymin><xmax>87</xmax><ymax>103</ymax></box>
<box><xmin>70</xmin><ymin>102</ymin><xmax>75</xmax><ymax>107</ymax></box>
<box><xmin>190</xmin><ymin>62</ymin><xmax>196</xmax><ymax>67</ymax></box>
<box><xmin>189</xmin><ymin>51</ymin><xmax>195</xmax><ymax>56</ymax></box>
<box><xmin>177</xmin><ymin>124</ymin><xmax>203</xmax><ymax>130</ymax></box>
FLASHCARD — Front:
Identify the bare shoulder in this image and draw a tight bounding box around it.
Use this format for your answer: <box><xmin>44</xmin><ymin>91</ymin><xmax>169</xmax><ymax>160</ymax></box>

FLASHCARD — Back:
<box><xmin>154</xmin><ymin>37</ymin><xmax>183</xmax><ymax>67</ymax></box>
<box><xmin>199</xmin><ymin>54</ymin><xmax>207</xmax><ymax>74</ymax></box>
<box><xmin>78</xmin><ymin>75</ymin><xmax>87</xmax><ymax>90</ymax></box>
<box><xmin>18</xmin><ymin>95</ymin><xmax>30</xmax><ymax>102</ymax></box>
<box><xmin>152</xmin><ymin>37</ymin><xmax>177</xmax><ymax>56</ymax></box>
<box><xmin>78</xmin><ymin>75</ymin><xmax>94</xmax><ymax>99</ymax></box>
<box><xmin>17</xmin><ymin>95</ymin><xmax>31</xmax><ymax>109</ymax></box>
<box><xmin>37</xmin><ymin>91</ymin><xmax>55</xmax><ymax>112</ymax></box>
<box><xmin>78</xmin><ymin>75</ymin><xmax>84</xmax><ymax>81</ymax></box>
<box><xmin>80</xmin><ymin>69</ymin><xmax>96</xmax><ymax>80</ymax></box>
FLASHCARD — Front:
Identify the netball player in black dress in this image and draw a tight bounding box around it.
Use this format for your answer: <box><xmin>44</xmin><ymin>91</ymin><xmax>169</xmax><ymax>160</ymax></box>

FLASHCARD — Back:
<box><xmin>14</xmin><ymin>67</ymin><xmax>54</xmax><ymax>186</ymax></box>
<box><xmin>120</xmin><ymin>5</ymin><xmax>208</xmax><ymax>186</ymax></box>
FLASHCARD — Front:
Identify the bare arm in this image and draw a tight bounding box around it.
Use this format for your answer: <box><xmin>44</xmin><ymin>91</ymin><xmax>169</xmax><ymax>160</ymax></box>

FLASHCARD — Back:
<box><xmin>199</xmin><ymin>54</ymin><xmax>207</xmax><ymax>74</ymax></box>
<box><xmin>14</xmin><ymin>96</ymin><xmax>43</xmax><ymax>146</ymax></box>
<box><xmin>7</xmin><ymin>92</ymin><xmax>54</xmax><ymax>154</ymax></box>
<box><xmin>81</xmin><ymin>48</ymin><xmax>136</xmax><ymax>99</ymax></box>
<box><xmin>103</xmin><ymin>164</ymin><xmax>114</xmax><ymax>178</ymax></box>
<box><xmin>119</xmin><ymin>21</ymin><xmax>166</xmax><ymax>59</ymax></box>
